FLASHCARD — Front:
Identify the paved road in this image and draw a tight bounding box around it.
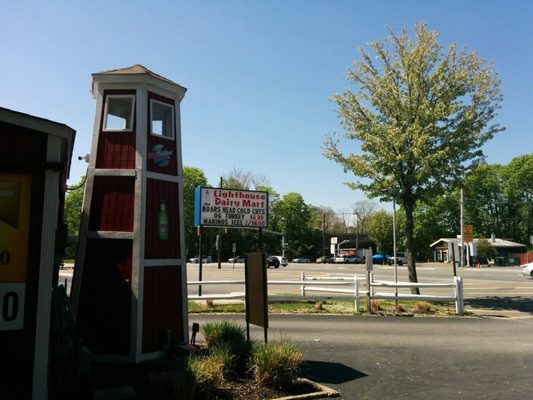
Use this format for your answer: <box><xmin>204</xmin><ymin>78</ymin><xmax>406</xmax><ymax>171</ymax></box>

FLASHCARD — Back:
<box><xmin>189</xmin><ymin>313</ymin><xmax>533</xmax><ymax>400</ymax></box>
<box><xmin>186</xmin><ymin>262</ymin><xmax>533</xmax><ymax>316</ymax></box>
<box><xmin>61</xmin><ymin>262</ymin><xmax>533</xmax><ymax>316</ymax></box>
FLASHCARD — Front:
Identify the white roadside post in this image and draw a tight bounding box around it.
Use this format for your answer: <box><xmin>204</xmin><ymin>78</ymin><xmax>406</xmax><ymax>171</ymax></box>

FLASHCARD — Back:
<box><xmin>454</xmin><ymin>276</ymin><xmax>464</xmax><ymax>315</ymax></box>
<box><xmin>354</xmin><ymin>274</ymin><xmax>359</xmax><ymax>313</ymax></box>
<box><xmin>366</xmin><ymin>248</ymin><xmax>373</xmax><ymax>313</ymax></box>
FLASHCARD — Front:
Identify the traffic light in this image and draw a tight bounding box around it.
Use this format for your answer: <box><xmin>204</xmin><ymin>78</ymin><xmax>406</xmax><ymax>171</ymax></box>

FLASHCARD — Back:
<box><xmin>224</xmin><ymin>227</ymin><xmax>228</xmax><ymax>234</ymax></box>
<box><xmin>196</xmin><ymin>226</ymin><xmax>200</xmax><ymax>236</ymax></box>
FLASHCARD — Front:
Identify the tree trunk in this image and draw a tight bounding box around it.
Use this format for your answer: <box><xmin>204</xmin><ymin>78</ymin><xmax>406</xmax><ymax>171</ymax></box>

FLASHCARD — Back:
<box><xmin>404</xmin><ymin>200</ymin><xmax>420</xmax><ymax>295</ymax></box>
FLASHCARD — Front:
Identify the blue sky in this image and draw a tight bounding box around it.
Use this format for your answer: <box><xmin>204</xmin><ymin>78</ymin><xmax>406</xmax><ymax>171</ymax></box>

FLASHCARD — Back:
<box><xmin>2</xmin><ymin>1</ymin><xmax>532</xmax><ymax>213</ymax></box>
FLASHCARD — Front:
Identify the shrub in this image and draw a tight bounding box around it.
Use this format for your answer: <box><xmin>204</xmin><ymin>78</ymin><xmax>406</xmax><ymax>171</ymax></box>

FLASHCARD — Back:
<box><xmin>252</xmin><ymin>340</ymin><xmax>303</xmax><ymax>389</ymax></box>
<box><xmin>187</xmin><ymin>344</ymin><xmax>232</xmax><ymax>387</ymax></box>
<box><xmin>415</xmin><ymin>301</ymin><xmax>432</xmax><ymax>313</ymax></box>
<box><xmin>395</xmin><ymin>303</ymin><xmax>406</xmax><ymax>313</ymax></box>
<box><xmin>371</xmin><ymin>300</ymin><xmax>382</xmax><ymax>312</ymax></box>
<box><xmin>202</xmin><ymin>321</ymin><xmax>250</xmax><ymax>373</ymax></box>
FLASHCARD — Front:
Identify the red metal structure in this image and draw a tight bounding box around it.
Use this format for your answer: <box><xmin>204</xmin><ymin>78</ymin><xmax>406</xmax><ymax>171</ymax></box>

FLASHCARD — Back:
<box><xmin>71</xmin><ymin>65</ymin><xmax>188</xmax><ymax>362</ymax></box>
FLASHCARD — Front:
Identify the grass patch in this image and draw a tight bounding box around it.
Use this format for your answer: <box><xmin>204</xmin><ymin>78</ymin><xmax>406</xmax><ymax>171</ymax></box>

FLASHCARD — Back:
<box><xmin>189</xmin><ymin>301</ymin><xmax>245</xmax><ymax>313</ymax></box>
<box><xmin>253</xmin><ymin>340</ymin><xmax>303</xmax><ymax>389</ymax></box>
<box><xmin>189</xmin><ymin>299</ymin><xmax>461</xmax><ymax>316</ymax></box>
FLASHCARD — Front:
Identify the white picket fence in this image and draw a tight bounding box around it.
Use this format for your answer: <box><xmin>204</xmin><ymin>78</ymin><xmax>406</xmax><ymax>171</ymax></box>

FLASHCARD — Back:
<box><xmin>188</xmin><ymin>272</ymin><xmax>464</xmax><ymax>315</ymax></box>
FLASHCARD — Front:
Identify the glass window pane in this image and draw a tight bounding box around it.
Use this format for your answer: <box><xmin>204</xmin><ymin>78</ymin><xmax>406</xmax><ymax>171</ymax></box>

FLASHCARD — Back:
<box><xmin>104</xmin><ymin>95</ymin><xmax>134</xmax><ymax>131</ymax></box>
<box><xmin>151</xmin><ymin>100</ymin><xmax>174</xmax><ymax>138</ymax></box>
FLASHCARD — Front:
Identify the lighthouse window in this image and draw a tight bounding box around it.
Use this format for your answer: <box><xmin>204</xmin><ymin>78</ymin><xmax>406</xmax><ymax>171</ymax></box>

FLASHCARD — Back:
<box><xmin>103</xmin><ymin>95</ymin><xmax>135</xmax><ymax>131</ymax></box>
<box><xmin>150</xmin><ymin>100</ymin><xmax>174</xmax><ymax>139</ymax></box>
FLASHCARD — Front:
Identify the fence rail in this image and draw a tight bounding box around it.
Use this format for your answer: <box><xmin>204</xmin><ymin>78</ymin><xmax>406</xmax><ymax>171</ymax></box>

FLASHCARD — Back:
<box><xmin>187</xmin><ymin>272</ymin><xmax>464</xmax><ymax>315</ymax></box>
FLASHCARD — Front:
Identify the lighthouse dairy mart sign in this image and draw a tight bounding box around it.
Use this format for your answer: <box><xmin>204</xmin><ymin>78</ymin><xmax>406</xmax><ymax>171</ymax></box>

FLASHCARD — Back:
<box><xmin>194</xmin><ymin>187</ymin><xmax>268</xmax><ymax>229</ymax></box>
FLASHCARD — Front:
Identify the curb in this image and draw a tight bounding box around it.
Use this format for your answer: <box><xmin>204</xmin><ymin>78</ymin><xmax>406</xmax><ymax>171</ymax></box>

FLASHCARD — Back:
<box><xmin>272</xmin><ymin>378</ymin><xmax>340</xmax><ymax>400</ymax></box>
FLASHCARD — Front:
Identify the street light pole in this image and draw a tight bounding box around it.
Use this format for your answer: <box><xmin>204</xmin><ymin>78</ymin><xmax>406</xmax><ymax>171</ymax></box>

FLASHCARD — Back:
<box><xmin>392</xmin><ymin>197</ymin><xmax>398</xmax><ymax>308</ymax></box>
<box><xmin>337</xmin><ymin>239</ymin><xmax>349</xmax><ymax>258</ymax></box>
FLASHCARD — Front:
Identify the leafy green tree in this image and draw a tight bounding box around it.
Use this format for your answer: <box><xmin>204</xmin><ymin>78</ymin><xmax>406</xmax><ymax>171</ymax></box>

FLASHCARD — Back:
<box><xmin>505</xmin><ymin>154</ymin><xmax>533</xmax><ymax>246</ymax></box>
<box><xmin>63</xmin><ymin>177</ymin><xmax>86</xmax><ymax>259</ymax></box>
<box><xmin>323</xmin><ymin>22</ymin><xmax>503</xmax><ymax>291</ymax></box>
<box><xmin>413</xmin><ymin>192</ymin><xmax>460</xmax><ymax>260</ymax></box>
<box><xmin>476</xmin><ymin>238</ymin><xmax>498</xmax><ymax>263</ymax></box>
<box><xmin>463</xmin><ymin>163</ymin><xmax>514</xmax><ymax>238</ymax></box>
<box><xmin>366</xmin><ymin>210</ymin><xmax>393</xmax><ymax>254</ymax></box>
<box><xmin>183</xmin><ymin>166</ymin><xmax>208</xmax><ymax>257</ymax></box>
<box><xmin>64</xmin><ymin>177</ymin><xmax>85</xmax><ymax>235</ymax></box>
<box><xmin>272</xmin><ymin>193</ymin><xmax>314</xmax><ymax>258</ymax></box>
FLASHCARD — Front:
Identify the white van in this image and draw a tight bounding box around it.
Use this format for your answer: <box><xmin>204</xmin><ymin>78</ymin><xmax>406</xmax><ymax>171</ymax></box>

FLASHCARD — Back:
<box><xmin>388</xmin><ymin>252</ymin><xmax>407</xmax><ymax>265</ymax></box>
<box><xmin>274</xmin><ymin>256</ymin><xmax>289</xmax><ymax>267</ymax></box>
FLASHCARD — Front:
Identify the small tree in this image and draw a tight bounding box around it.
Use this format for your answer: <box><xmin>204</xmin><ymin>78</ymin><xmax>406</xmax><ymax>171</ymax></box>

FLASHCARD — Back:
<box><xmin>324</xmin><ymin>22</ymin><xmax>503</xmax><ymax>292</ymax></box>
<box><xmin>476</xmin><ymin>238</ymin><xmax>498</xmax><ymax>264</ymax></box>
<box><xmin>366</xmin><ymin>210</ymin><xmax>393</xmax><ymax>254</ymax></box>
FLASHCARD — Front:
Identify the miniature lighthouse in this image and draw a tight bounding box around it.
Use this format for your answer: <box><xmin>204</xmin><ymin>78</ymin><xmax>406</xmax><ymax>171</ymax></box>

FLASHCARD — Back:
<box><xmin>71</xmin><ymin>65</ymin><xmax>188</xmax><ymax>361</ymax></box>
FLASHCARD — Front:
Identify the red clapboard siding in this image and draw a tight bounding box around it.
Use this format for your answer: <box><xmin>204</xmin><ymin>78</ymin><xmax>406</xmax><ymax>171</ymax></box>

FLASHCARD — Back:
<box><xmin>95</xmin><ymin>90</ymin><xmax>136</xmax><ymax>169</ymax></box>
<box><xmin>89</xmin><ymin>176</ymin><xmax>135</xmax><ymax>231</ymax></box>
<box><xmin>96</xmin><ymin>131</ymin><xmax>136</xmax><ymax>169</ymax></box>
<box><xmin>0</xmin><ymin>121</ymin><xmax>47</xmax><ymax>163</ymax></box>
<box><xmin>143</xmin><ymin>266</ymin><xmax>183</xmax><ymax>353</ymax></box>
<box><xmin>145</xmin><ymin>179</ymin><xmax>180</xmax><ymax>259</ymax></box>
<box><xmin>77</xmin><ymin>239</ymin><xmax>133</xmax><ymax>355</ymax></box>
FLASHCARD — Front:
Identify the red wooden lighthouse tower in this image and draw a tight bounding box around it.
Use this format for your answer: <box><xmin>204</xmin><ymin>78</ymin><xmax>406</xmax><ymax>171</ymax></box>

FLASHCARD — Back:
<box><xmin>71</xmin><ymin>65</ymin><xmax>188</xmax><ymax>361</ymax></box>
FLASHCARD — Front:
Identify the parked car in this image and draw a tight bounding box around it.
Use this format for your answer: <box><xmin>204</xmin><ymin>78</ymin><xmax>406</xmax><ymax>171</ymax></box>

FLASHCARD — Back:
<box><xmin>273</xmin><ymin>256</ymin><xmax>289</xmax><ymax>267</ymax></box>
<box><xmin>521</xmin><ymin>262</ymin><xmax>533</xmax><ymax>278</ymax></box>
<box><xmin>228</xmin><ymin>255</ymin><xmax>245</xmax><ymax>263</ymax></box>
<box><xmin>292</xmin><ymin>257</ymin><xmax>311</xmax><ymax>263</ymax></box>
<box><xmin>316</xmin><ymin>256</ymin><xmax>333</xmax><ymax>263</ymax></box>
<box><xmin>388</xmin><ymin>252</ymin><xmax>407</xmax><ymax>266</ymax></box>
<box><xmin>189</xmin><ymin>255</ymin><xmax>212</xmax><ymax>263</ymax></box>
<box><xmin>333</xmin><ymin>255</ymin><xmax>360</xmax><ymax>263</ymax></box>
<box><xmin>372</xmin><ymin>253</ymin><xmax>389</xmax><ymax>264</ymax></box>
<box><xmin>267</xmin><ymin>255</ymin><xmax>280</xmax><ymax>268</ymax></box>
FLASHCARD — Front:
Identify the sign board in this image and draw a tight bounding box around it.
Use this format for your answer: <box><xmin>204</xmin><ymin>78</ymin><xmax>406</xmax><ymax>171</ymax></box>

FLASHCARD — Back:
<box><xmin>0</xmin><ymin>174</ymin><xmax>31</xmax><ymax>331</ymax></box>
<box><xmin>244</xmin><ymin>253</ymin><xmax>268</xmax><ymax>329</ymax></box>
<box><xmin>0</xmin><ymin>282</ymin><xmax>25</xmax><ymax>330</ymax></box>
<box><xmin>232</xmin><ymin>242</ymin><xmax>237</xmax><ymax>253</ymax></box>
<box><xmin>530</xmin><ymin>235</ymin><xmax>533</xmax><ymax>246</ymax></box>
<box><xmin>330</xmin><ymin>244</ymin><xmax>336</xmax><ymax>255</ymax></box>
<box><xmin>330</xmin><ymin>237</ymin><xmax>338</xmax><ymax>244</ymax></box>
<box><xmin>463</xmin><ymin>224</ymin><xmax>474</xmax><ymax>242</ymax></box>
<box><xmin>0</xmin><ymin>174</ymin><xmax>31</xmax><ymax>283</ymax></box>
<box><xmin>194</xmin><ymin>187</ymin><xmax>268</xmax><ymax>229</ymax></box>
<box><xmin>366</xmin><ymin>248</ymin><xmax>373</xmax><ymax>272</ymax></box>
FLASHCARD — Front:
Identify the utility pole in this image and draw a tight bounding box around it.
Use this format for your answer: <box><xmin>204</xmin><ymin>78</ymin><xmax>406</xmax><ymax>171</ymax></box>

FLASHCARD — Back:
<box><xmin>322</xmin><ymin>213</ymin><xmax>326</xmax><ymax>257</ymax></box>
<box><xmin>460</xmin><ymin>188</ymin><xmax>464</xmax><ymax>268</ymax></box>
<box><xmin>217</xmin><ymin>177</ymin><xmax>223</xmax><ymax>269</ymax></box>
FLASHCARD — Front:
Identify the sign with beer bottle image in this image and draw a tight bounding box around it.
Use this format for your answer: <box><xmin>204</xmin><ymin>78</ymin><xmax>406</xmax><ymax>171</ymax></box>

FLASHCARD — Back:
<box><xmin>158</xmin><ymin>199</ymin><xmax>169</xmax><ymax>241</ymax></box>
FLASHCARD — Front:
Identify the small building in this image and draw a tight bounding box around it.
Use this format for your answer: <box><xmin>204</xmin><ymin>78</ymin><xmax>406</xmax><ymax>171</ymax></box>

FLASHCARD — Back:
<box><xmin>71</xmin><ymin>65</ymin><xmax>188</xmax><ymax>363</ymax></box>
<box><xmin>1</xmin><ymin>107</ymin><xmax>75</xmax><ymax>398</ymax></box>
<box><xmin>430</xmin><ymin>236</ymin><xmax>527</xmax><ymax>265</ymax></box>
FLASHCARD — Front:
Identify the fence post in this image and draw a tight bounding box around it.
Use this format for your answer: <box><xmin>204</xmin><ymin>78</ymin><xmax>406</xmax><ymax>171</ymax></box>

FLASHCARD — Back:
<box><xmin>354</xmin><ymin>274</ymin><xmax>359</xmax><ymax>313</ymax></box>
<box><xmin>300</xmin><ymin>272</ymin><xmax>306</xmax><ymax>297</ymax></box>
<box><xmin>454</xmin><ymin>276</ymin><xmax>464</xmax><ymax>315</ymax></box>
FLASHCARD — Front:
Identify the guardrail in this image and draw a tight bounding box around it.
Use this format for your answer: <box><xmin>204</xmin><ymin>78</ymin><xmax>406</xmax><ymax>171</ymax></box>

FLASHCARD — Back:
<box><xmin>187</xmin><ymin>272</ymin><xmax>464</xmax><ymax>315</ymax></box>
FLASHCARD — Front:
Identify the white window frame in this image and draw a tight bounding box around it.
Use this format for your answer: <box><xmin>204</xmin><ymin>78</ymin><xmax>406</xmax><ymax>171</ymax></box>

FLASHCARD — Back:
<box><xmin>102</xmin><ymin>94</ymin><xmax>135</xmax><ymax>132</ymax></box>
<box><xmin>150</xmin><ymin>99</ymin><xmax>175</xmax><ymax>140</ymax></box>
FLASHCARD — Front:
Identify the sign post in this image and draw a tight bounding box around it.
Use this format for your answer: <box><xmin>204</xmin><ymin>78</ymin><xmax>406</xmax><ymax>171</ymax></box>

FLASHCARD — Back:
<box><xmin>232</xmin><ymin>242</ymin><xmax>237</xmax><ymax>270</ymax></box>
<box><xmin>366</xmin><ymin>248</ymin><xmax>373</xmax><ymax>314</ymax></box>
